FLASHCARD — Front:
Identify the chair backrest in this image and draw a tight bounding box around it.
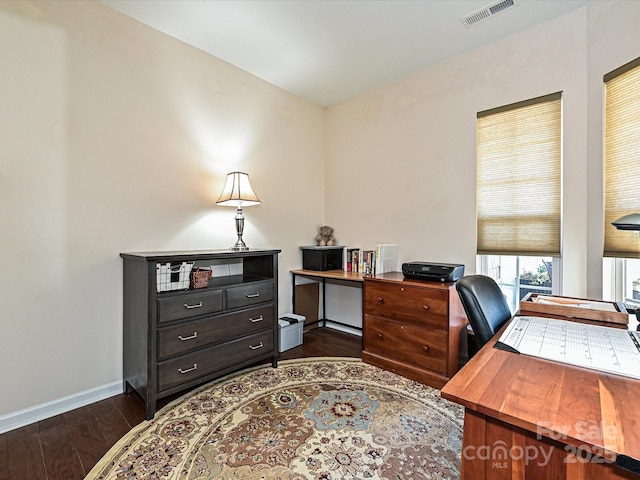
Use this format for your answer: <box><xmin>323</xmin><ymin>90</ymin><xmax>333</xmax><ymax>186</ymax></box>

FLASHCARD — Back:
<box><xmin>456</xmin><ymin>275</ymin><xmax>512</xmax><ymax>349</ymax></box>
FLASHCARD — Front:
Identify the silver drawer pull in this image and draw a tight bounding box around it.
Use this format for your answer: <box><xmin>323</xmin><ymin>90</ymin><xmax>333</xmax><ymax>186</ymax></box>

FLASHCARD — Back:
<box><xmin>184</xmin><ymin>302</ymin><xmax>203</xmax><ymax>309</ymax></box>
<box><xmin>178</xmin><ymin>363</ymin><xmax>198</xmax><ymax>374</ymax></box>
<box><xmin>249</xmin><ymin>315</ymin><xmax>264</xmax><ymax>323</ymax></box>
<box><xmin>178</xmin><ymin>332</ymin><xmax>198</xmax><ymax>341</ymax></box>
<box><xmin>245</xmin><ymin>293</ymin><xmax>260</xmax><ymax>298</ymax></box>
<box><xmin>249</xmin><ymin>342</ymin><xmax>264</xmax><ymax>350</ymax></box>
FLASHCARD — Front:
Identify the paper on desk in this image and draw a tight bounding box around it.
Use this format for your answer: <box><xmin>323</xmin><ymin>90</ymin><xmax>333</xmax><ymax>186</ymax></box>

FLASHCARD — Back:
<box><xmin>535</xmin><ymin>297</ymin><xmax>593</xmax><ymax>308</ymax></box>
<box><xmin>496</xmin><ymin>316</ymin><xmax>640</xmax><ymax>380</ymax></box>
<box><xmin>533</xmin><ymin>295</ymin><xmax>617</xmax><ymax>311</ymax></box>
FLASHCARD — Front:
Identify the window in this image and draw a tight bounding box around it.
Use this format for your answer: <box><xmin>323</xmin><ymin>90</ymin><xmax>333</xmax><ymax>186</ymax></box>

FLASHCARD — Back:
<box><xmin>603</xmin><ymin>57</ymin><xmax>640</xmax><ymax>306</ymax></box>
<box><xmin>603</xmin><ymin>258</ymin><xmax>640</xmax><ymax>308</ymax></box>
<box><xmin>604</xmin><ymin>57</ymin><xmax>640</xmax><ymax>259</ymax></box>
<box><xmin>479</xmin><ymin>255</ymin><xmax>559</xmax><ymax>312</ymax></box>
<box><xmin>476</xmin><ymin>93</ymin><xmax>563</xmax><ymax>309</ymax></box>
<box><xmin>476</xmin><ymin>92</ymin><xmax>562</xmax><ymax>256</ymax></box>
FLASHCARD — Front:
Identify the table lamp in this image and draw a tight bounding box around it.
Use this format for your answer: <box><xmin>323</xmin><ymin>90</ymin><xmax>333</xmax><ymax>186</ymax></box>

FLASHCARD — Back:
<box><xmin>216</xmin><ymin>172</ymin><xmax>261</xmax><ymax>251</ymax></box>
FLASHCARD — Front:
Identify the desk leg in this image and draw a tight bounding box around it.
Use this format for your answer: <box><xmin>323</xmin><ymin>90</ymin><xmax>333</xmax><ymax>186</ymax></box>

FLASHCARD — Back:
<box><xmin>321</xmin><ymin>278</ymin><xmax>326</xmax><ymax>326</ymax></box>
<box><xmin>291</xmin><ymin>273</ymin><xmax>297</xmax><ymax>313</ymax></box>
<box><xmin>360</xmin><ymin>280</ymin><xmax>365</xmax><ymax>349</ymax></box>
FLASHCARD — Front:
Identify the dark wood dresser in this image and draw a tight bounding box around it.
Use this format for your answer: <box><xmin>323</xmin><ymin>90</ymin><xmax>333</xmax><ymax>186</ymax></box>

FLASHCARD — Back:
<box><xmin>362</xmin><ymin>272</ymin><xmax>467</xmax><ymax>388</ymax></box>
<box><xmin>121</xmin><ymin>249</ymin><xmax>280</xmax><ymax>419</ymax></box>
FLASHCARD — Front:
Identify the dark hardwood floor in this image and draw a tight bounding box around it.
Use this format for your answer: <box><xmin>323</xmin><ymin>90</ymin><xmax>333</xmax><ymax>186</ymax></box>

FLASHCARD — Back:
<box><xmin>0</xmin><ymin>327</ymin><xmax>361</xmax><ymax>480</ymax></box>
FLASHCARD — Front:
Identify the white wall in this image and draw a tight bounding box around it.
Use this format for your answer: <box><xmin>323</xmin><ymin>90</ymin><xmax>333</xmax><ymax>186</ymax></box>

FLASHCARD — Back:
<box><xmin>2</xmin><ymin>0</ymin><xmax>640</xmax><ymax>425</ymax></box>
<box><xmin>325</xmin><ymin>1</ymin><xmax>640</xmax><ymax>304</ymax></box>
<box><xmin>0</xmin><ymin>1</ymin><xmax>324</xmax><ymax>419</ymax></box>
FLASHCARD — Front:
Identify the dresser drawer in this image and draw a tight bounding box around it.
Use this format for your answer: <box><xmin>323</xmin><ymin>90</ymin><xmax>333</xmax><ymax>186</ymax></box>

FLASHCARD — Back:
<box><xmin>157</xmin><ymin>305</ymin><xmax>274</xmax><ymax>360</ymax></box>
<box><xmin>226</xmin><ymin>281</ymin><xmax>274</xmax><ymax>309</ymax></box>
<box><xmin>158</xmin><ymin>289</ymin><xmax>223</xmax><ymax>324</ymax></box>
<box><xmin>157</xmin><ymin>330</ymin><xmax>274</xmax><ymax>392</ymax></box>
<box><xmin>363</xmin><ymin>315</ymin><xmax>447</xmax><ymax>375</ymax></box>
<box><xmin>365</xmin><ymin>281</ymin><xmax>449</xmax><ymax>331</ymax></box>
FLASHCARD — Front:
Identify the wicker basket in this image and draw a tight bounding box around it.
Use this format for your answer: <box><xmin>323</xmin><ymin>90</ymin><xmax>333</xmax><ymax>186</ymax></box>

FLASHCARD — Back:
<box><xmin>190</xmin><ymin>267</ymin><xmax>212</xmax><ymax>289</ymax></box>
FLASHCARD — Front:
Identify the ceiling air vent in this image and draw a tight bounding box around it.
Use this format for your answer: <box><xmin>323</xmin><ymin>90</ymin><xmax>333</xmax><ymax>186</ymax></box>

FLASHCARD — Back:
<box><xmin>461</xmin><ymin>0</ymin><xmax>519</xmax><ymax>28</ymax></box>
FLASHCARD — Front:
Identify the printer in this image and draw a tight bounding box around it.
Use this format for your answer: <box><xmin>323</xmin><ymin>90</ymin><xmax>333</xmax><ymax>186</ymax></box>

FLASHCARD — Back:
<box><xmin>402</xmin><ymin>262</ymin><xmax>465</xmax><ymax>282</ymax></box>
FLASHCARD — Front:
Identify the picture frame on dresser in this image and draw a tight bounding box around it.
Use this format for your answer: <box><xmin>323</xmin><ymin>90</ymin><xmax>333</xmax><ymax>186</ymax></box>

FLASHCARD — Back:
<box><xmin>120</xmin><ymin>249</ymin><xmax>280</xmax><ymax>419</ymax></box>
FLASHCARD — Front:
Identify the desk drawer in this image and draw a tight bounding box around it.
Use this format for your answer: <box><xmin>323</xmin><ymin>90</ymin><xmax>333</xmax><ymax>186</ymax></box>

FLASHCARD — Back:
<box><xmin>364</xmin><ymin>315</ymin><xmax>447</xmax><ymax>375</ymax></box>
<box><xmin>157</xmin><ymin>330</ymin><xmax>274</xmax><ymax>392</ymax></box>
<box><xmin>157</xmin><ymin>305</ymin><xmax>274</xmax><ymax>360</ymax></box>
<box><xmin>365</xmin><ymin>282</ymin><xmax>448</xmax><ymax>331</ymax></box>
<box><xmin>158</xmin><ymin>289</ymin><xmax>223</xmax><ymax>324</ymax></box>
<box><xmin>226</xmin><ymin>281</ymin><xmax>274</xmax><ymax>309</ymax></box>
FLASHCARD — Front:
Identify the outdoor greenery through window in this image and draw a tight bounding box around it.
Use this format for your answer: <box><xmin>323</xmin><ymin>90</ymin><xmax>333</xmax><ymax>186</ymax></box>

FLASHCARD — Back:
<box><xmin>478</xmin><ymin>255</ymin><xmax>556</xmax><ymax>312</ymax></box>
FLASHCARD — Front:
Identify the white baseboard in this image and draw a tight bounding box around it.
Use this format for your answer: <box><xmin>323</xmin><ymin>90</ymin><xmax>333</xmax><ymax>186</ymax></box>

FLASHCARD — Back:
<box><xmin>0</xmin><ymin>381</ymin><xmax>124</xmax><ymax>434</ymax></box>
<box><xmin>323</xmin><ymin>321</ymin><xmax>363</xmax><ymax>337</ymax></box>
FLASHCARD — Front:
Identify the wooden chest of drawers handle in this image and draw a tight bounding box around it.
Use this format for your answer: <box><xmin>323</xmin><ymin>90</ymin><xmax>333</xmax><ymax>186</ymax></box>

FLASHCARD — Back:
<box><xmin>178</xmin><ymin>363</ymin><xmax>198</xmax><ymax>374</ymax></box>
<box><xmin>377</xmin><ymin>296</ymin><xmax>384</xmax><ymax>303</ymax></box>
<box><xmin>245</xmin><ymin>293</ymin><xmax>260</xmax><ymax>298</ymax></box>
<box><xmin>377</xmin><ymin>332</ymin><xmax>383</xmax><ymax>339</ymax></box>
<box><xmin>249</xmin><ymin>315</ymin><xmax>264</xmax><ymax>323</ymax></box>
<box><xmin>423</xmin><ymin>305</ymin><xmax>430</xmax><ymax>311</ymax></box>
<box><xmin>184</xmin><ymin>301</ymin><xmax>203</xmax><ymax>310</ymax></box>
<box><xmin>422</xmin><ymin>345</ymin><xmax>430</xmax><ymax>353</ymax></box>
<box><xmin>178</xmin><ymin>332</ymin><xmax>198</xmax><ymax>341</ymax></box>
<box><xmin>249</xmin><ymin>342</ymin><xmax>264</xmax><ymax>350</ymax></box>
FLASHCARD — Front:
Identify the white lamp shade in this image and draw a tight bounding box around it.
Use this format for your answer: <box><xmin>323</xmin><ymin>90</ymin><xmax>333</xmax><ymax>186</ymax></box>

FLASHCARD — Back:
<box><xmin>216</xmin><ymin>172</ymin><xmax>261</xmax><ymax>207</ymax></box>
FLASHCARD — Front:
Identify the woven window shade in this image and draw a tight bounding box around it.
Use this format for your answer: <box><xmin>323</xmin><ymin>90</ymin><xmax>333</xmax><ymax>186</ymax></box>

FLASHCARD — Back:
<box><xmin>476</xmin><ymin>93</ymin><xmax>562</xmax><ymax>256</ymax></box>
<box><xmin>604</xmin><ymin>58</ymin><xmax>640</xmax><ymax>258</ymax></box>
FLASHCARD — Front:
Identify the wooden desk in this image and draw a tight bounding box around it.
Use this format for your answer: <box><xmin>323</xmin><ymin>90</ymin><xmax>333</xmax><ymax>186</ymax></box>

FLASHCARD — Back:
<box><xmin>441</xmin><ymin>322</ymin><xmax>640</xmax><ymax>479</ymax></box>
<box><xmin>290</xmin><ymin>269</ymin><xmax>365</xmax><ymax>328</ymax></box>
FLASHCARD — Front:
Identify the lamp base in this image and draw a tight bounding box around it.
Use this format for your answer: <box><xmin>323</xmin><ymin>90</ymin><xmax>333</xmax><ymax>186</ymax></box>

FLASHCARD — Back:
<box><xmin>229</xmin><ymin>206</ymin><xmax>250</xmax><ymax>251</ymax></box>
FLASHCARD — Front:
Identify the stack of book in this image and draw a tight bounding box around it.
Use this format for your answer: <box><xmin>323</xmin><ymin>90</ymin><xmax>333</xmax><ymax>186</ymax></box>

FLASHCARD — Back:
<box><xmin>343</xmin><ymin>244</ymin><xmax>398</xmax><ymax>275</ymax></box>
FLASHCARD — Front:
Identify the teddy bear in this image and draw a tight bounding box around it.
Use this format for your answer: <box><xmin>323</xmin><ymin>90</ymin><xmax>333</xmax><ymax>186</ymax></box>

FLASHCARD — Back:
<box><xmin>315</xmin><ymin>225</ymin><xmax>336</xmax><ymax>246</ymax></box>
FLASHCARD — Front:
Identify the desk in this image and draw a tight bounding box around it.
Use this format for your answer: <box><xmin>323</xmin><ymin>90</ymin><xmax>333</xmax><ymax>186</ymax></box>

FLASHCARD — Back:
<box><xmin>290</xmin><ymin>269</ymin><xmax>365</xmax><ymax>328</ymax></box>
<box><xmin>441</xmin><ymin>320</ymin><xmax>640</xmax><ymax>479</ymax></box>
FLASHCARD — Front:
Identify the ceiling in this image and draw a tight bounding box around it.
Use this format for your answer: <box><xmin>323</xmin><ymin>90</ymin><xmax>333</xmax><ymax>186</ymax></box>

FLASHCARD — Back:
<box><xmin>99</xmin><ymin>0</ymin><xmax>590</xmax><ymax>107</ymax></box>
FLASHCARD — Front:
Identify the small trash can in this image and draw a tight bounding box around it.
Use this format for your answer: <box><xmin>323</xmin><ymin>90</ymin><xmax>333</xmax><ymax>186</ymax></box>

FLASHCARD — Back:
<box><xmin>278</xmin><ymin>314</ymin><xmax>306</xmax><ymax>352</ymax></box>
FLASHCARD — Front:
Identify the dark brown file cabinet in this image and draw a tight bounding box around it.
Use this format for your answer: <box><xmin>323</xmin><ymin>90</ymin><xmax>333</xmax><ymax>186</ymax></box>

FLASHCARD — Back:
<box><xmin>121</xmin><ymin>249</ymin><xmax>280</xmax><ymax>419</ymax></box>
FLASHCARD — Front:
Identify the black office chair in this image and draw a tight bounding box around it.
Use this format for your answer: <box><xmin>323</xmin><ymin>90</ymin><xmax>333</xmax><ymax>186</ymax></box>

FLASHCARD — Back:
<box><xmin>456</xmin><ymin>275</ymin><xmax>512</xmax><ymax>350</ymax></box>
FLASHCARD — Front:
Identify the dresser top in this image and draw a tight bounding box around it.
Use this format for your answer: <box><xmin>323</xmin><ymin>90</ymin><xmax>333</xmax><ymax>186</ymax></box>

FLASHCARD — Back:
<box><xmin>368</xmin><ymin>271</ymin><xmax>458</xmax><ymax>289</ymax></box>
<box><xmin>121</xmin><ymin>249</ymin><xmax>281</xmax><ymax>262</ymax></box>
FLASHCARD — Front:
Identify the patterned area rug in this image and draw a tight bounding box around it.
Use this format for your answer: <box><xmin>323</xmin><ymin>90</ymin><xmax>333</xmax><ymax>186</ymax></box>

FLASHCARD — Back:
<box><xmin>87</xmin><ymin>358</ymin><xmax>463</xmax><ymax>479</ymax></box>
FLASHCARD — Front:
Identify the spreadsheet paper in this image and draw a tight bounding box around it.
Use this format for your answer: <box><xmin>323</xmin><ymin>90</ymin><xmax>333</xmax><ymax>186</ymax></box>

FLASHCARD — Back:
<box><xmin>497</xmin><ymin>316</ymin><xmax>640</xmax><ymax>380</ymax></box>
